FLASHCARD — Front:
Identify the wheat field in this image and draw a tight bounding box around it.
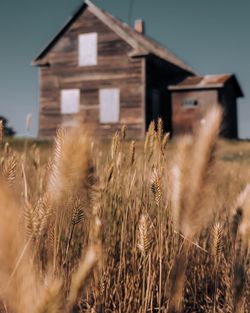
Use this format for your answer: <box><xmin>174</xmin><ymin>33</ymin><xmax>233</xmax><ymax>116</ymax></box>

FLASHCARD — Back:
<box><xmin>1</xmin><ymin>107</ymin><xmax>250</xmax><ymax>313</ymax></box>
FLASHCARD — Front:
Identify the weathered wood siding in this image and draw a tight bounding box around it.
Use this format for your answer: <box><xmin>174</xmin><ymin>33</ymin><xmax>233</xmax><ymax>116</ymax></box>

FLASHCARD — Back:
<box><xmin>39</xmin><ymin>8</ymin><xmax>145</xmax><ymax>139</ymax></box>
<box><xmin>171</xmin><ymin>86</ymin><xmax>239</xmax><ymax>138</ymax></box>
<box><xmin>171</xmin><ymin>89</ymin><xmax>219</xmax><ymax>135</ymax></box>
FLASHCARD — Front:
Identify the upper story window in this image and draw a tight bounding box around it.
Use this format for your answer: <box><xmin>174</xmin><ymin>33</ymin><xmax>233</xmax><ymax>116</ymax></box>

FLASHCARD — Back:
<box><xmin>78</xmin><ymin>33</ymin><xmax>97</xmax><ymax>66</ymax></box>
<box><xmin>183</xmin><ymin>99</ymin><xmax>198</xmax><ymax>108</ymax></box>
<box><xmin>60</xmin><ymin>89</ymin><xmax>80</xmax><ymax>114</ymax></box>
<box><xmin>99</xmin><ymin>88</ymin><xmax>120</xmax><ymax>123</ymax></box>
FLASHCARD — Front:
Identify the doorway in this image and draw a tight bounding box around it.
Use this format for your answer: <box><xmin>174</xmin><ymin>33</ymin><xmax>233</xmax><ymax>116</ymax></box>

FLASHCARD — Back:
<box><xmin>146</xmin><ymin>88</ymin><xmax>172</xmax><ymax>134</ymax></box>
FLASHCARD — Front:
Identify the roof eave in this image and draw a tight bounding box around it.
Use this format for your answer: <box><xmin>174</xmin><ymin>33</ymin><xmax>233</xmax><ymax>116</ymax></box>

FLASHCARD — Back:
<box><xmin>168</xmin><ymin>84</ymin><xmax>224</xmax><ymax>91</ymax></box>
<box><xmin>32</xmin><ymin>2</ymin><xmax>87</xmax><ymax>65</ymax></box>
<box><xmin>128</xmin><ymin>50</ymin><xmax>150</xmax><ymax>58</ymax></box>
<box><xmin>31</xmin><ymin>60</ymin><xmax>50</xmax><ymax>67</ymax></box>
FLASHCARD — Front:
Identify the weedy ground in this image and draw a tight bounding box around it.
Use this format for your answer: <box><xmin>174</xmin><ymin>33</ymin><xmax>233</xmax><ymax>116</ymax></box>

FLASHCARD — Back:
<box><xmin>1</xmin><ymin>106</ymin><xmax>250</xmax><ymax>313</ymax></box>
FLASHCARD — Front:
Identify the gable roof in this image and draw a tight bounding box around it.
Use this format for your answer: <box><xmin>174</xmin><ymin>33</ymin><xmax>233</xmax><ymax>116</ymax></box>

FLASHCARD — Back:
<box><xmin>168</xmin><ymin>74</ymin><xmax>243</xmax><ymax>97</ymax></box>
<box><xmin>32</xmin><ymin>0</ymin><xmax>195</xmax><ymax>74</ymax></box>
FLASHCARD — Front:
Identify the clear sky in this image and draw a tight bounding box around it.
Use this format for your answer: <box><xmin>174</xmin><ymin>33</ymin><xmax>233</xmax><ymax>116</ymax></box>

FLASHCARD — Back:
<box><xmin>0</xmin><ymin>0</ymin><xmax>249</xmax><ymax>137</ymax></box>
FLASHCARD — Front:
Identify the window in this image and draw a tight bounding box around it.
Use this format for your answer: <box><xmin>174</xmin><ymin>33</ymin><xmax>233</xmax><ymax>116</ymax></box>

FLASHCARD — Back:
<box><xmin>183</xmin><ymin>99</ymin><xmax>198</xmax><ymax>108</ymax></box>
<box><xmin>99</xmin><ymin>88</ymin><xmax>120</xmax><ymax>123</ymax></box>
<box><xmin>60</xmin><ymin>89</ymin><xmax>80</xmax><ymax>114</ymax></box>
<box><xmin>78</xmin><ymin>33</ymin><xmax>97</xmax><ymax>66</ymax></box>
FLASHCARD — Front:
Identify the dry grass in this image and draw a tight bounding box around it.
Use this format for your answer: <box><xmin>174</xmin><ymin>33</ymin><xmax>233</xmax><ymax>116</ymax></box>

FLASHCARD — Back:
<box><xmin>0</xmin><ymin>107</ymin><xmax>250</xmax><ymax>312</ymax></box>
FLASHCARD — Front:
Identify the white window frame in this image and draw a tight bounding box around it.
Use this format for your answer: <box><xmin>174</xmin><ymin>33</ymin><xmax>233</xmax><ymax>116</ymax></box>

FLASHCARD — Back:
<box><xmin>99</xmin><ymin>88</ymin><xmax>120</xmax><ymax>123</ymax></box>
<box><xmin>78</xmin><ymin>32</ymin><xmax>97</xmax><ymax>66</ymax></box>
<box><xmin>60</xmin><ymin>89</ymin><xmax>80</xmax><ymax>114</ymax></box>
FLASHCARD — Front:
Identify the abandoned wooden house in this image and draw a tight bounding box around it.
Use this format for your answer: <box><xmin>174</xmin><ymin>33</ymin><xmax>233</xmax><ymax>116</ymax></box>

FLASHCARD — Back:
<box><xmin>32</xmin><ymin>0</ymin><xmax>243</xmax><ymax>139</ymax></box>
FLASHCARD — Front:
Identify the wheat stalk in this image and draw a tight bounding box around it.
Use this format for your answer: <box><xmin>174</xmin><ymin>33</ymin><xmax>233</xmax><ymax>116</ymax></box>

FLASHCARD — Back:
<box><xmin>111</xmin><ymin>131</ymin><xmax>120</xmax><ymax>160</ymax></box>
<box><xmin>180</xmin><ymin>105</ymin><xmax>223</xmax><ymax>238</ymax></box>
<box><xmin>36</xmin><ymin>279</ymin><xmax>63</xmax><ymax>313</ymax></box>
<box><xmin>171</xmin><ymin>135</ymin><xmax>193</xmax><ymax>229</ymax></box>
<box><xmin>47</xmin><ymin>126</ymin><xmax>91</xmax><ymax>202</ymax></box>
<box><xmin>120</xmin><ymin>125</ymin><xmax>126</xmax><ymax>140</ymax></box>
<box><xmin>67</xmin><ymin>246</ymin><xmax>99</xmax><ymax>311</ymax></box>
<box><xmin>151</xmin><ymin>168</ymin><xmax>162</xmax><ymax>207</ymax></box>
<box><xmin>157</xmin><ymin>118</ymin><xmax>164</xmax><ymax>143</ymax></box>
<box><xmin>129</xmin><ymin>140</ymin><xmax>135</xmax><ymax>166</ymax></box>
<box><xmin>169</xmin><ymin>105</ymin><xmax>223</xmax><ymax>313</ymax></box>
<box><xmin>4</xmin><ymin>142</ymin><xmax>10</xmax><ymax>156</ymax></box>
<box><xmin>1</xmin><ymin>154</ymin><xmax>17</xmax><ymax>185</ymax></box>
<box><xmin>0</xmin><ymin>180</ymin><xmax>38</xmax><ymax>313</ymax></box>
<box><xmin>24</xmin><ymin>195</ymin><xmax>52</xmax><ymax>242</ymax></box>
<box><xmin>137</xmin><ymin>213</ymin><xmax>154</xmax><ymax>257</ymax></box>
<box><xmin>144</xmin><ymin>121</ymin><xmax>155</xmax><ymax>156</ymax></box>
<box><xmin>162</xmin><ymin>132</ymin><xmax>170</xmax><ymax>150</ymax></box>
<box><xmin>211</xmin><ymin>222</ymin><xmax>223</xmax><ymax>262</ymax></box>
<box><xmin>71</xmin><ymin>198</ymin><xmax>85</xmax><ymax>226</ymax></box>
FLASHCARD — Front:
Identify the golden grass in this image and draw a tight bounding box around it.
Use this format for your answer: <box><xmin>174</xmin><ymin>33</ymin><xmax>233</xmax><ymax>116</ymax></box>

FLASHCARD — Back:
<box><xmin>0</xmin><ymin>107</ymin><xmax>250</xmax><ymax>312</ymax></box>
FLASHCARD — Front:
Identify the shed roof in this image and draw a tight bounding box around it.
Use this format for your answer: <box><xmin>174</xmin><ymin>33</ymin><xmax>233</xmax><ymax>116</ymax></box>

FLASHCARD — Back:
<box><xmin>32</xmin><ymin>0</ymin><xmax>195</xmax><ymax>74</ymax></box>
<box><xmin>168</xmin><ymin>74</ymin><xmax>243</xmax><ymax>97</ymax></box>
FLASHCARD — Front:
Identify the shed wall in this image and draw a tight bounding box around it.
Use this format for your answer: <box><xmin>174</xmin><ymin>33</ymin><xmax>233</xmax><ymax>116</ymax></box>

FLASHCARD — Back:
<box><xmin>171</xmin><ymin>89</ymin><xmax>219</xmax><ymax>135</ymax></box>
<box><xmin>219</xmin><ymin>84</ymin><xmax>238</xmax><ymax>138</ymax></box>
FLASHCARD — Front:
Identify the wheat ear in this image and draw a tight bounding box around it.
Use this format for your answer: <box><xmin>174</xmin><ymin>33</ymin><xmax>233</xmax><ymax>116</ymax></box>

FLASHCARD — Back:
<box><xmin>137</xmin><ymin>213</ymin><xmax>154</xmax><ymax>257</ymax></box>
<box><xmin>1</xmin><ymin>154</ymin><xmax>17</xmax><ymax>185</ymax></box>
<box><xmin>211</xmin><ymin>222</ymin><xmax>223</xmax><ymax>263</ymax></box>
<box><xmin>151</xmin><ymin>168</ymin><xmax>162</xmax><ymax>207</ymax></box>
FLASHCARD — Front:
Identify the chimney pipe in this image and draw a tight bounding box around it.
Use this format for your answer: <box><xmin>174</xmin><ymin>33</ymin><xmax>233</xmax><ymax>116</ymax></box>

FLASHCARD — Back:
<box><xmin>134</xmin><ymin>19</ymin><xmax>144</xmax><ymax>34</ymax></box>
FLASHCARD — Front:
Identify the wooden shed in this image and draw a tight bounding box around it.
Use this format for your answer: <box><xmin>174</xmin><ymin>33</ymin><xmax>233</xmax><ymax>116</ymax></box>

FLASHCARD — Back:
<box><xmin>169</xmin><ymin>74</ymin><xmax>243</xmax><ymax>138</ymax></box>
<box><xmin>32</xmin><ymin>0</ymin><xmax>195</xmax><ymax>139</ymax></box>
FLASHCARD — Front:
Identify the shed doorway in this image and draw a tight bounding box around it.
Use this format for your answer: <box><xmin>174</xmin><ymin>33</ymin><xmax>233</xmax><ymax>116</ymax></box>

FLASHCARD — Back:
<box><xmin>146</xmin><ymin>88</ymin><xmax>172</xmax><ymax>134</ymax></box>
